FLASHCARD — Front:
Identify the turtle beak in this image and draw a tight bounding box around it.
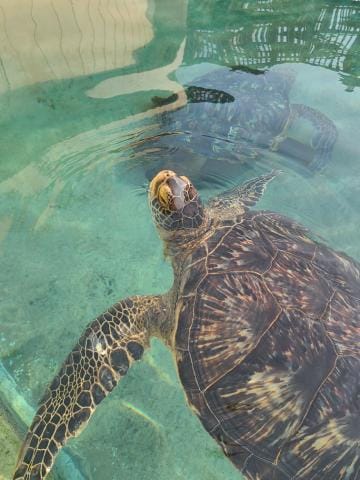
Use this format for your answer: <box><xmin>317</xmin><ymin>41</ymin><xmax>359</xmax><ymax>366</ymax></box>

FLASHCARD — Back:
<box><xmin>149</xmin><ymin>170</ymin><xmax>191</xmax><ymax>211</ymax></box>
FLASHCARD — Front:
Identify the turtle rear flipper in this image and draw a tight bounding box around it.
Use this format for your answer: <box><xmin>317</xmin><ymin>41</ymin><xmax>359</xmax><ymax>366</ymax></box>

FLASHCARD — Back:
<box><xmin>13</xmin><ymin>295</ymin><xmax>164</xmax><ymax>480</ymax></box>
<box><xmin>290</xmin><ymin>103</ymin><xmax>338</xmax><ymax>170</ymax></box>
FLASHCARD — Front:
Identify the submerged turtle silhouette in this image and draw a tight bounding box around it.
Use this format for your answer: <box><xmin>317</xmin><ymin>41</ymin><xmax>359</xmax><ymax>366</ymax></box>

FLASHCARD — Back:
<box><xmin>139</xmin><ymin>67</ymin><xmax>337</xmax><ymax>178</ymax></box>
<box><xmin>14</xmin><ymin>170</ymin><xmax>359</xmax><ymax>479</ymax></box>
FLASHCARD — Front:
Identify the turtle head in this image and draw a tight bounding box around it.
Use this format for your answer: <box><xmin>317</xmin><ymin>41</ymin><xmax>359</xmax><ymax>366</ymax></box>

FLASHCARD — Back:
<box><xmin>149</xmin><ymin>170</ymin><xmax>206</xmax><ymax>237</ymax></box>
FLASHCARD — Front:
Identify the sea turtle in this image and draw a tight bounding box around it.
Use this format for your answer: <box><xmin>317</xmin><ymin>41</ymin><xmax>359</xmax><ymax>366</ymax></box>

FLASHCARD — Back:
<box><xmin>138</xmin><ymin>66</ymin><xmax>338</xmax><ymax>179</ymax></box>
<box><xmin>14</xmin><ymin>170</ymin><xmax>359</xmax><ymax>480</ymax></box>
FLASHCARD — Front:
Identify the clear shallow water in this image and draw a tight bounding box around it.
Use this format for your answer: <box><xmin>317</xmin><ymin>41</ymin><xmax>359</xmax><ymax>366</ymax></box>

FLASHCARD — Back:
<box><xmin>0</xmin><ymin>1</ymin><xmax>359</xmax><ymax>479</ymax></box>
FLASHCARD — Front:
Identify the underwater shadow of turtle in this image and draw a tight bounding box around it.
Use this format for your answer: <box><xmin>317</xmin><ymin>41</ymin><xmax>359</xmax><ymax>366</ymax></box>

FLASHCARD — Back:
<box><xmin>147</xmin><ymin>67</ymin><xmax>338</xmax><ymax>174</ymax></box>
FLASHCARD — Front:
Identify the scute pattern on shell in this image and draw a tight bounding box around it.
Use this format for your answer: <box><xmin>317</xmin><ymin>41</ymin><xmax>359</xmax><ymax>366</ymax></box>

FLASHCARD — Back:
<box><xmin>175</xmin><ymin>210</ymin><xmax>360</xmax><ymax>479</ymax></box>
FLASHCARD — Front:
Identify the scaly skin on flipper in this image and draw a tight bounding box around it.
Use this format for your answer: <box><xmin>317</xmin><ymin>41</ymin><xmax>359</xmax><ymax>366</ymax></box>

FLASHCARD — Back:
<box><xmin>208</xmin><ymin>170</ymin><xmax>279</xmax><ymax>218</ymax></box>
<box><xmin>13</xmin><ymin>295</ymin><xmax>165</xmax><ymax>480</ymax></box>
<box><xmin>152</xmin><ymin>86</ymin><xmax>235</xmax><ymax>107</ymax></box>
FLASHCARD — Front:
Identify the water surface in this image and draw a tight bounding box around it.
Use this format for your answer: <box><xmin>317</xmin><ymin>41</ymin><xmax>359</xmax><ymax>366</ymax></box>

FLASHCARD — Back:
<box><xmin>0</xmin><ymin>1</ymin><xmax>359</xmax><ymax>479</ymax></box>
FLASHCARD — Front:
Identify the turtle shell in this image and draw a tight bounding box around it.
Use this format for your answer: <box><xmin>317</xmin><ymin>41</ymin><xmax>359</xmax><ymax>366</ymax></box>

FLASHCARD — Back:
<box><xmin>175</xmin><ymin>210</ymin><xmax>360</xmax><ymax>479</ymax></box>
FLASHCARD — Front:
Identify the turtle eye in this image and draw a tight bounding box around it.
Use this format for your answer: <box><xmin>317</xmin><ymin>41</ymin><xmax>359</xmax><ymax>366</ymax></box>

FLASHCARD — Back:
<box><xmin>186</xmin><ymin>184</ymin><xmax>197</xmax><ymax>202</ymax></box>
<box><xmin>149</xmin><ymin>170</ymin><xmax>176</xmax><ymax>201</ymax></box>
<box><xmin>158</xmin><ymin>184</ymin><xmax>172</xmax><ymax>209</ymax></box>
<box><xmin>179</xmin><ymin>177</ymin><xmax>196</xmax><ymax>200</ymax></box>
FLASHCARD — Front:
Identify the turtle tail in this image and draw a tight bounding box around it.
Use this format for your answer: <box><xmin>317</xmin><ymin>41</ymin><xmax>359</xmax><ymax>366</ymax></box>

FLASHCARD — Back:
<box><xmin>13</xmin><ymin>295</ymin><xmax>163</xmax><ymax>480</ymax></box>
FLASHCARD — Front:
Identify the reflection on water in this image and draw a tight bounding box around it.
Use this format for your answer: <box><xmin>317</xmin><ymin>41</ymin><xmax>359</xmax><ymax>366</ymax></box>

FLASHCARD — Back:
<box><xmin>0</xmin><ymin>0</ymin><xmax>359</xmax><ymax>479</ymax></box>
<box><xmin>187</xmin><ymin>0</ymin><xmax>360</xmax><ymax>90</ymax></box>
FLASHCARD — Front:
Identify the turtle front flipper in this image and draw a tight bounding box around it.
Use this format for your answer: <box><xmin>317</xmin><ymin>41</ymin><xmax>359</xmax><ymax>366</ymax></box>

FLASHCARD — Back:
<box><xmin>184</xmin><ymin>86</ymin><xmax>235</xmax><ymax>104</ymax></box>
<box><xmin>152</xmin><ymin>86</ymin><xmax>235</xmax><ymax>107</ymax></box>
<box><xmin>13</xmin><ymin>295</ymin><xmax>165</xmax><ymax>480</ymax></box>
<box><xmin>289</xmin><ymin>103</ymin><xmax>338</xmax><ymax>170</ymax></box>
<box><xmin>208</xmin><ymin>170</ymin><xmax>279</xmax><ymax>217</ymax></box>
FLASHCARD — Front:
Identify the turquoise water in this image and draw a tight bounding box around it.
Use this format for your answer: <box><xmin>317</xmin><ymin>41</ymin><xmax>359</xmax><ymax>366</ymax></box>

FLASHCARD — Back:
<box><xmin>0</xmin><ymin>0</ymin><xmax>359</xmax><ymax>479</ymax></box>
